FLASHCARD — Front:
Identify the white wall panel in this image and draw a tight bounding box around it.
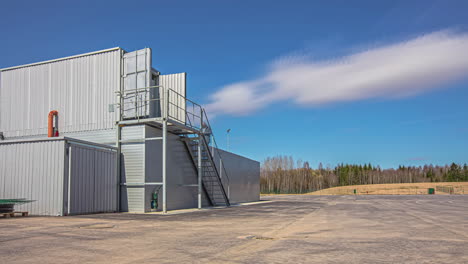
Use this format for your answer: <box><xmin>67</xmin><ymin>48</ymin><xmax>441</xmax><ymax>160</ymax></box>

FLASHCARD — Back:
<box><xmin>64</xmin><ymin>129</ymin><xmax>116</xmax><ymax>146</ymax></box>
<box><xmin>0</xmin><ymin>48</ymin><xmax>121</xmax><ymax>138</ymax></box>
<box><xmin>0</xmin><ymin>137</ymin><xmax>117</xmax><ymax>216</ymax></box>
<box><xmin>159</xmin><ymin>73</ymin><xmax>186</xmax><ymax>123</ymax></box>
<box><xmin>122</xmin><ymin>48</ymin><xmax>151</xmax><ymax>119</ymax></box>
<box><xmin>0</xmin><ymin>139</ymin><xmax>65</xmax><ymax>216</ymax></box>
<box><xmin>119</xmin><ymin>125</ymin><xmax>145</xmax><ymax>212</ymax></box>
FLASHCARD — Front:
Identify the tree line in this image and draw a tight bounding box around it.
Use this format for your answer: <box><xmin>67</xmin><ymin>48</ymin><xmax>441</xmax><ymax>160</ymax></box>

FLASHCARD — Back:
<box><xmin>260</xmin><ymin>155</ymin><xmax>468</xmax><ymax>194</ymax></box>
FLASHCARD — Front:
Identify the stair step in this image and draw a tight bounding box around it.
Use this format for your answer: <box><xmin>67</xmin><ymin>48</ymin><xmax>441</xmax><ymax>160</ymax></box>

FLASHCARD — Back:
<box><xmin>184</xmin><ymin>140</ymin><xmax>230</xmax><ymax>207</ymax></box>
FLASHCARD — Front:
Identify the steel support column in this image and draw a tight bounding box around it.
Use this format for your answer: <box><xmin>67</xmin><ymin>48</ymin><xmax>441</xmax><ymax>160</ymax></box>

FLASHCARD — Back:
<box><xmin>162</xmin><ymin>118</ymin><xmax>167</xmax><ymax>213</ymax></box>
<box><xmin>116</xmin><ymin>125</ymin><xmax>121</xmax><ymax>212</ymax></box>
<box><xmin>198</xmin><ymin>135</ymin><xmax>202</xmax><ymax>209</ymax></box>
<box><xmin>162</xmin><ymin>88</ymin><xmax>169</xmax><ymax>213</ymax></box>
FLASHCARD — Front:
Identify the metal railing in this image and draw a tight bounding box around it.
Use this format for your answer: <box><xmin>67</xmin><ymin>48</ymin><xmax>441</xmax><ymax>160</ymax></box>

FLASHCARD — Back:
<box><xmin>115</xmin><ymin>85</ymin><xmax>203</xmax><ymax>129</ymax></box>
<box><xmin>200</xmin><ymin>109</ymin><xmax>231</xmax><ymax>199</ymax></box>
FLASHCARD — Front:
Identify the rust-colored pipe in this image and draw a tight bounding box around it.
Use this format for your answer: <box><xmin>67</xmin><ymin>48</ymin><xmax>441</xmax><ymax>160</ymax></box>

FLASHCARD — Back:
<box><xmin>48</xmin><ymin>110</ymin><xmax>59</xmax><ymax>137</ymax></box>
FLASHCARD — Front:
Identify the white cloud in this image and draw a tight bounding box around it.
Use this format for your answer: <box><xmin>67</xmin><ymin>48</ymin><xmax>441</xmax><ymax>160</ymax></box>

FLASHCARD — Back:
<box><xmin>205</xmin><ymin>30</ymin><xmax>468</xmax><ymax>116</ymax></box>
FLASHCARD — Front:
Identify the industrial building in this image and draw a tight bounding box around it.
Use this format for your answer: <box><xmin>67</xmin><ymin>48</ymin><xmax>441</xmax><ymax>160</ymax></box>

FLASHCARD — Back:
<box><xmin>0</xmin><ymin>47</ymin><xmax>260</xmax><ymax>216</ymax></box>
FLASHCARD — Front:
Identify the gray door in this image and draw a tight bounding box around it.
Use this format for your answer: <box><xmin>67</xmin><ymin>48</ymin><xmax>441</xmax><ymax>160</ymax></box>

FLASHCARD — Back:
<box><xmin>69</xmin><ymin>144</ymin><xmax>118</xmax><ymax>215</ymax></box>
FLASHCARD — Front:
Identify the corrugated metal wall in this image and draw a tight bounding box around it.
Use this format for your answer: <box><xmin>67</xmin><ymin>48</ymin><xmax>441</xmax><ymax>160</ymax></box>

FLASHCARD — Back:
<box><xmin>0</xmin><ymin>139</ymin><xmax>65</xmax><ymax>216</ymax></box>
<box><xmin>0</xmin><ymin>138</ymin><xmax>118</xmax><ymax>216</ymax></box>
<box><xmin>0</xmin><ymin>48</ymin><xmax>121</xmax><ymax>138</ymax></box>
<box><xmin>159</xmin><ymin>73</ymin><xmax>186</xmax><ymax>123</ymax></box>
<box><xmin>120</xmin><ymin>125</ymin><xmax>145</xmax><ymax>212</ymax></box>
<box><xmin>64</xmin><ymin>129</ymin><xmax>116</xmax><ymax>146</ymax></box>
<box><xmin>68</xmin><ymin>143</ymin><xmax>118</xmax><ymax>215</ymax></box>
<box><xmin>122</xmin><ymin>48</ymin><xmax>152</xmax><ymax>119</ymax></box>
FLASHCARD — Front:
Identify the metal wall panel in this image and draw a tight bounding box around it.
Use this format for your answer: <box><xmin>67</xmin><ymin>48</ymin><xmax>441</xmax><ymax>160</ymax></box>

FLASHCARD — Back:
<box><xmin>0</xmin><ymin>139</ymin><xmax>65</xmax><ymax>216</ymax></box>
<box><xmin>144</xmin><ymin>126</ymin><xmax>203</xmax><ymax>211</ymax></box>
<box><xmin>120</xmin><ymin>125</ymin><xmax>145</xmax><ymax>212</ymax></box>
<box><xmin>159</xmin><ymin>73</ymin><xmax>186</xmax><ymax>123</ymax></box>
<box><xmin>93</xmin><ymin>146</ymin><xmax>118</xmax><ymax>212</ymax></box>
<box><xmin>68</xmin><ymin>143</ymin><xmax>117</xmax><ymax>215</ymax></box>
<box><xmin>0</xmin><ymin>48</ymin><xmax>121</xmax><ymax>138</ymax></box>
<box><xmin>212</xmin><ymin>149</ymin><xmax>260</xmax><ymax>204</ymax></box>
<box><xmin>64</xmin><ymin>129</ymin><xmax>116</xmax><ymax>146</ymax></box>
<box><xmin>122</xmin><ymin>48</ymin><xmax>152</xmax><ymax>119</ymax></box>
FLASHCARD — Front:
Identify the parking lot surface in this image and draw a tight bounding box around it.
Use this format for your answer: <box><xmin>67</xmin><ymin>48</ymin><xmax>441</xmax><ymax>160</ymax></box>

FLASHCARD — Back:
<box><xmin>1</xmin><ymin>195</ymin><xmax>467</xmax><ymax>263</ymax></box>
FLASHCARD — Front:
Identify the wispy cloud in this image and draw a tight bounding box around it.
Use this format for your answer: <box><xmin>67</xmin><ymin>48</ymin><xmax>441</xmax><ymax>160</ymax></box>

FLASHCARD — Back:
<box><xmin>205</xmin><ymin>30</ymin><xmax>468</xmax><ymax>116</ymax></box>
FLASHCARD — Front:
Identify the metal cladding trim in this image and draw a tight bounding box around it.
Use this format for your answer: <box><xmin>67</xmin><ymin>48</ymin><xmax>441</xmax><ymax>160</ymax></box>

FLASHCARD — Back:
<box><xmin>0</xmin><ymin>136</ymin><xmax>117</xmax><ymax>150</ymax></box>
<box><xmin>0</xmin><ymin>47</ymin><xmax>122</xmax><ymax>72</ymax></box>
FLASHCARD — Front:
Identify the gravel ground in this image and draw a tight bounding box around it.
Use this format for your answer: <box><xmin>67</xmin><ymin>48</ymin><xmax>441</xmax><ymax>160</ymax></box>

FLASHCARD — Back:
<box><xmin>1</xmin><ymin>195</ymin><xmax>467</xmax><ymax>263</ymax></box>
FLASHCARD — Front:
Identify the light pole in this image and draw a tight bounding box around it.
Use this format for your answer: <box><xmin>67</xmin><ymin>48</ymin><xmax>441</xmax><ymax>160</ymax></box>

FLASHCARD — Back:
<box><xmin>226</xmin><ymin>129</ymin><xmax>231</xmax><ymax>151</ymax></box>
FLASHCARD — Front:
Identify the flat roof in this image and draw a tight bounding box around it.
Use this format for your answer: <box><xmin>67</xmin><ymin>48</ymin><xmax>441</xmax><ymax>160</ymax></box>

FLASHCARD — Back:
<box><xmin>0</xmin><ymin>47</ymin><xmax>122</xmax><ymax>72</ymax></box>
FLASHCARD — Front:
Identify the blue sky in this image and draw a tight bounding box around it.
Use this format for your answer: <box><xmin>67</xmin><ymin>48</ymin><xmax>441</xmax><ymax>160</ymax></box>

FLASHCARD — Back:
<box><xmin>1</xmin><ymin>0</ymin><xmax>467</xmax><ymax>168</ymax></box>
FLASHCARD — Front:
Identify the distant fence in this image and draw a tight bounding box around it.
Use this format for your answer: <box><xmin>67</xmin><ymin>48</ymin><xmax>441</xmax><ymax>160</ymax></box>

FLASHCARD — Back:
<box><xmin>435</xmin><ymin>185</ymin><xmax>465</xmax><ymax>194</ymax></box>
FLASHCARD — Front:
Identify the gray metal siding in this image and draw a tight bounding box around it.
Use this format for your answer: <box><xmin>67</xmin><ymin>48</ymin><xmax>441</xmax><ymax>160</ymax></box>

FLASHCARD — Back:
<box><xmin>0</xmin><ymin>48</ymin><xmax>121</xmax><ymax>138</ymax></box>
<box><xmin>120</xmin><ymin>125</ymin><xmax>145</xmax><ymax>212</ymax></box>
<box><xmin>145</xmin><ymin>126</ymin><xmax>203</xmax><ymax>211</ymax></box>
<box><xmin>213</xmin><ymin>150</ymin><xmax>260</xmax><ymax>204</ymax></box>
<box><xmin>93</xmin><ymin>148</ymin><xmax>118</xmax><ymax>212</ymax></box>
<box><xmin>0</xmin><ymin>140</ymin><xmax>65</xmax><ymax>216</ymax></box>
<box><xmin>68</xmin><ymin>143</ymin><xmax>117</xmax><ymax>215</ymax></box>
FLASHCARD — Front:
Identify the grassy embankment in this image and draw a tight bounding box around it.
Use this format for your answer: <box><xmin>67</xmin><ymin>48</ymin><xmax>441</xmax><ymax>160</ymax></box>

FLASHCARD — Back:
<box><xmin>304</xmin><ymin>182</ymin><xmax>468</xmax><ymax>195</ymax></box>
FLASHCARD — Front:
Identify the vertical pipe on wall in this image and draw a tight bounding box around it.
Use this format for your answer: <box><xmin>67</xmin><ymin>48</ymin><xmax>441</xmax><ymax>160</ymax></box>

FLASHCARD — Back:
<box><xmin>48</xmin><ymin>110</ymin><xmax>59</xmax><ymax>137</ymax></box>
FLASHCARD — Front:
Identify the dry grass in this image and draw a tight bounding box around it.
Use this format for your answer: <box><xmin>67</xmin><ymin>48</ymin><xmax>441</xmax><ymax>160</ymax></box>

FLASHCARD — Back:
<box><xmin>307</xmin><ymin>182</ymin><xmax>468</xmax><ymax>195</ymax></box>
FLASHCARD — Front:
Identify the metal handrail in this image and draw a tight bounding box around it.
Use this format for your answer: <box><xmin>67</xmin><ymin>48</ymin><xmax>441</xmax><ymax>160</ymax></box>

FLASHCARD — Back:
<box><xmin>115</xmin><ymin>85</ymin><xmax>203</xmax><ymax>128</ymax></box>
<box><xmin>198</xmin><ymin>132</ymin><xmax>230</xmax><ymax>205</ymax></box>
<box><xmin>201</xmin><ymin>109</ymin><xmax>231</xmax><ymax>187</ymax></box>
